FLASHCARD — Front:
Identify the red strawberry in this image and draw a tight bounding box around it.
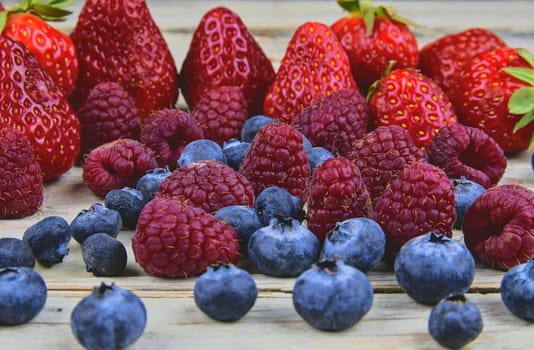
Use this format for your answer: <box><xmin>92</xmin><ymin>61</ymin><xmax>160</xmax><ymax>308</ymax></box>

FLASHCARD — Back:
<box><xmin>140</xmin><ymin>108</ymin><xmax>204</xmax><ymax>169</ymax></box>
<box><xmin>368</xmin><ymin>68</ymin><xmax>458</xmax><ymax>150</ymax></box>
<box><xmin>331</xmin><ymin>0</ymin><xmax>419</xmax><ymax>93</ymax></box>
<box><xmin>370</xmin><ymin>162</ymin><xmax>456</xmax><ymax>262</ymax></box>
<box><xmin>191</xmin><ymin>85</ymin><xmax>248</xmax><ymax>146</ymax></box>
<box><xmin>0</xmin><ymin>128</ymin><xmax>43</xmax><ymax>218</ymax></box>
<box><xmin>306</xmin><ymin>156</ymin><xmax>371</xmax><ymax>242</ymax></box>
<box><xmin>418</xmin><ymin>28</ymin><xmax>505</xmax><ymax>94</ymax></box>
<box><xmin>293</xmin><ymin>88</ymin><xmax>369</xmax><ymax>157</ymax></box>
<box><xmin>156</xmin><ymin>160</ymin><xmax>255</xmax><ymax>214</ymax></box>
<box><xmin>347</xmin><ymin>125</ymin><xmax>426</xmax><ymax>203</ymax></box>
<box><xmin>0</xmin><ymin>35</ymin><xmax>80</xmax><ymax>182</ymax></box>
<box><xmin>263</xmin><ymin>21</ymin><xmax>357</xmax><ymax>124</ymax></box>
<box><xmin>132</xmin><ymin>196</ymin><xmax>240</xmax><ymax>278</ymax></box>
<box><xmin>77</xmin><ymin>82</ymin><xmax>141</xmax><ymax>158</ymax></box>
<box><xmin>240</xmin><ymin>123</ymin><xmax>310</xmax><ymax>202</ymax></box>
<box><xmin>180</xmin><ymin>6</ymin><xmax>275</xmax><ymax>116</ymax></box>
<box><xmin>82</xmin><ymin>139</ymin><xmax>158</xmax><ymax>197</ymax></box>
<box><xmin>1</xmin><ymin>1</ymin><xmax>79</xmax><ymax>97</ymax></box>
<box><xmin>70</xmin><ymin>0</ymin><xmax>178</xmax><ymax>121</ymax></box>
<box><xmin>448</xmin><ymin>47</ymin><xmax>534</xmax><ymax>152</ymax></box>
<box><xmin>463</xmin><ymin>184</ymin><xmax>534</xmax><ymax>271</ymax></box>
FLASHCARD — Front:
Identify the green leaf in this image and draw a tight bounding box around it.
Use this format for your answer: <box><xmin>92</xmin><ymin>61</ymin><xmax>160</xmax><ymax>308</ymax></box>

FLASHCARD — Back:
<box><xmin>503</xmin><ymin>67</ymin><xmax>534</xmax><ymax>86</ymax></box>
<box><xmin>529</xmin><ymin>133</ymin><xmax>534</xmax><ymax>151</ymax></box>
<box><xmin>509</xmin><ymin>87</ymin><xmax>534</xmax><ymax>114</ymax></box>
<box><xmin>30</xmin><ymin>2</ymin><xmax>72</xmax><ymax>20</ymax></box>
<box><xmin>362</xmin><ymin>7</ymin><xmax>375</xmax><ymax>35</ymax></box>
<box><xmin>337</xmin><ymin>0</ymin><xmax>362</xmax><ymax>13</ymax></box>
<box><xmin>513</xmin><ymin>110</ymin><xmax>534</xmax><ymax>133</ymax></box>
<box><xmin>0</xmin><ymin>11</ymin><xmax>7</xmax><ymax>32</ymax></box>
<box><xmin>518</xmin><ymin>48</ymin><xmax>534</xmax><ymax>68</ymax></box>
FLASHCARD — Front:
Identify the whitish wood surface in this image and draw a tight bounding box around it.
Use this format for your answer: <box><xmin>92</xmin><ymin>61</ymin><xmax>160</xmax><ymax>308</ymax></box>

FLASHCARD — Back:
<box><xmin>1</xmin><ymin>1</ymin><xmax>534</xmax><ymax>349</ymax></box>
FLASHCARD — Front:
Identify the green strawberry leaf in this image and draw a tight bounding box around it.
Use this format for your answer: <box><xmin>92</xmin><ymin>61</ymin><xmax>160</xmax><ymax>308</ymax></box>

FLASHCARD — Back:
<box><xmin>518</xmin><ymin>48</ymin><xmax>534</xmax><ymax>68</ymax></box>
<box><xmin>503</xmin><ymin>67</ymin><xmax>534</xmax><ymax>86</ymax></box>
<box><xmin>0</xmin><ymin>11</ymin><xmax>7</xmax><ymax>31</ymax></box>
<box><xmin>47</xmin><ymin>0</ymin><xmax>75</xmax><ymax>7</ymax></box>
<box><xmin>513</xmin><ymin>109</ymin><xmax>534</xmax><ymax>133</ymax></box>
<box><xmin>529</xmin><ymin>133</ymin><xmax>534</xmax><ymax>150</ymax></box>
<box><xmin>509</xmin><ymin>87</ymin><xmax>534</xmax><ymax>114</ymax></box>
<box><xmin>337</xmin><ymin>0</ymin><xmax>362</xmax><ymax>13</ymax></box>
<box><xmin>30</xmin><ymin>3</ymin><xmax>72</xmax><ymax>20</ymax></box>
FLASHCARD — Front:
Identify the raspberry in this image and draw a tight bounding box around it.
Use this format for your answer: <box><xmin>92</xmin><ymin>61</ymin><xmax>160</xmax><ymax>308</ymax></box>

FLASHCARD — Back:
<box><xmin>463</xmin><ymin>184</ymin><xmax>534</xmax><ymax>271</ymax></box>
<box><xmin>192</xmin><ymin>86</ymin><xmax>248</xmax><ymax>145</ymax></box>
<box><xmin>347</xmin><ymin>125</ymin><xmax>426</xmax><ymax>203</ymax></box>
<box><xmin>82</xmin><ymin>139</ymin><xmax>158</xmax><ymax>197</ymax></box>
<box><xmin>370</xmin><ymin>162</ymin><xmax>456</xmax><ymax>262</ymax></box>
<box><xmin>140</xmin><ymin>108</ymin><xmax>204</xmax><ymax>168</ymax></box>
<box><xmin>240</xmin><ymin>123</ymin><xmax>310</xmax><ymax>202</ymax></box>
<box><xmin>156</xmin><ymin>160</ymin><xmax>255</xmax><ymax>214</ymax></box>
<box><xmin>293</xmin><ymin>88</ymin><xmax>369</xmax><ymax>157</ymax></box>
<box><xmin>427</xmin><ymin>123</ymin><xmax>506</xmax><ymax>188</ymax></box>
<box><xmin>132</xmin><ymin>197</ymin><xmax>240</xmax><ymax>277</ymax></box>
<box><xmin>0</xmin><ymin>128</ymin><xmax>43</xmax><ymax>218</ymax></box>
<box><xmin>77</xmin><ymin>82</ymin><xmax>140</xmax><ymax>157</ymax></box>
<box><xmin>307</xmin><ymin>157</ymin><xmax>371</xmax><ymax>242</ymax></box>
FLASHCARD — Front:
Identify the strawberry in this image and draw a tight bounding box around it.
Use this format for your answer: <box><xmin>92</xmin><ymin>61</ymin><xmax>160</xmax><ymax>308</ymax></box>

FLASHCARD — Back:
<box><xmin>180</xmin><ymin>6</ymin><xmax>275</xmax><ymax>116</ymax></box>
<box><xmin>263</xmin><ymin>21</ymin><xmax>357</xmax><ymax>124</ymax></box>
<box><xmin>0</xmin><ymin>35</ymin><xmax>80</xmax><ymax>182</ymax></box>
<box><xmin>331</xmin><ymin>0</ymin><xmax>419</xmax><ymax>94</ymax></box>
<box><xmin>418</xmin><ymin>28</ymin><xmax>505</xmax><ymax>94</ymax></box>
<box><xmin>0</xmin><ymin>0</ymin><xmax>79</xmax><ymax>97</ymax></box>
<box><xmin>368</xmin><ymin>68</ymin><xmax>458</xmax><ymax>150</ymax></box>
<box><xmin>448</xmin><ymin>47</ymin><xmax>534</xmax><ymax>152</ymax></box>
<box><xmin>70</xmin><ymin>0</ymin><xmax>178</xmax><ymax>121</ymax></box>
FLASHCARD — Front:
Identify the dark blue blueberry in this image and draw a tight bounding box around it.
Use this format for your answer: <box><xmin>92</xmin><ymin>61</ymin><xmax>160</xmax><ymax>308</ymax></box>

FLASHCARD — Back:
<box><xmin>307</xmin><ymin>146</ymin><xmax>334</xmax><ymax>173</ymax></box>
<box><xmin>194</xmin><ymin>263</ymin><xmax>257</xmax><ymax>322</ymax></box>
<box><xmin>452</xmin><ymin>177</ymin><xmax>485</xmax><ymax>229</ymax></box>
<box><xmin>531</xmin><ymin>152</ymin><xmax>534</xmax><ymax>172</ymax></box>
<box><xmin>248</xmin><ymin>216</ymin><xmax>320</xmax><ymax>277</ymax></box>
<box><xmin>321</xmin><ymin>218</ymin><xmax>385</xmax><ymax>273</ymax></box>
<box><xmin>136</xmin><ymin>167</ymin><xmax>172</xmax><ymax>203</ymax></box>
<box><xmin>71</xmin><ymin>283</ymin><xmax>146</xmax><ymax>350</ymax></box>
<box><xmin>177</xmin><ymin>139</ymin><xmax>227</xmax><ymax>167</ymax></box>
<box><xmin>500</xmin><ymin>257</ymin><xmax>534</xmax><ymax>322</ymax></box>
<box><xmin>240</xmin><ymin>115</ymin><xmax>274</xmax><ymax>143</ymax></box>
<box><xmin>23</xmin><ymin>216</ymin><xmax>71</xmax><ymax>266</ymax></box>
<box><xmin>70</xmin><ymin>203</ymin><xmax>122</xmax><ymax>244</ymax></box>
<box><xmin>0</xmin><ymin>237</ymin><xmax>35</xmax><ymax>268</ymax></box>
<box><xmin>302</xmin><ymin>133</ymin><xmax>313</xmax><ymax>154</ymax></box>
<box><xmin>428</xmin><ymin>294</ymin><xmax>483</xmax><ymax>349</ymax></box>
<box><xmin>214</xmin><ymin>205</ymin><xmax>263</xmax><ymax>257</ymax></box>
<box><xmin>254</xmin><ymin>186</ymin><xmax>305</xmax><ymax>225</ymax></box>
<box><xmin>292</xmin><ymin>259</ymin><xmax>373</xmax><ymax>331</ymax></box>
<box><xmin>222</xmin><ymin>139</ymin><xmax>250</xmax><ymax>171</ymax></box>
<box><xmin>82</xmin><ymin>233</ymin><xmax>128</xmax><ymax>277</ymax></box>
<box><xmin>394</xmin><ymin>232</ymin><xmax>476</xmax><ymax>305</ymax></box>
<box><xmin>104</xmin><ymin>187</ymin><xmax>145</xmax><ymax>229</ymax></box>
<box><xmin>0</xmin><ymin>267</ymin><xmax>47</xmax><ymax>325</ymax></box>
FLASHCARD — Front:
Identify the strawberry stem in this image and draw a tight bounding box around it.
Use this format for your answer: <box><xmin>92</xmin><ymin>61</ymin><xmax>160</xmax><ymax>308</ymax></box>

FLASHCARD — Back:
<box><xmin>1</xmin><ymin>0</ymin><xmax>74</xmax><ymax>27</ymax></box>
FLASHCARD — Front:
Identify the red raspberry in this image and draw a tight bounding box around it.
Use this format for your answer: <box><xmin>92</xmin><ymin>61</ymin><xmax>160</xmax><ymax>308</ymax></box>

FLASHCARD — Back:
<box><xmin>0</xmin><ymin>128</ymin><xmax>43</xmax><ymax>218</ymax></box>
<box><xmin>347</xmin><ymin>125</ymin><xmax>426</xmax><ymax>203</ymax></box>
<box><xmin>293</xmin><ymin>88</ymin><xmax>369</xmax><ymax>157</ymax></box>
<box><xmin>82</xmin><ymin>138</ymin><xmax>158</xmax><ymax>197</ymax></box>
<box><xmin>306</xmin><ymin>156</ymin><xmax>371</xmax><ymax>242</ymax></box>
<box><xmin>427</xmin><ymin>123</ymin><xmax>506</xmax><ymax>188</ymax></box>
<box><xmin>77</xmin><ymin>82</ymin><xmax>140</xmax><ymax>157</ymax></box>
<box><xmin>132</xmin><ymin>197</ymin><xmax>240</xmax><ymax>277</ymax></box>
<box><xmin>239</xmin><ymin>123</ymin><xmax>310</xmax><ymax>202</ymax></box>
<box><xmin>141</xmin><ymin>108</ymin><xmax>204</xmax><ymax>168</ymax></box>
<box><xmin>156</xmin><ymin>160</ymin><xmax>255</xmax><ymax>214</ymax></box>
<box><xmin>370</xmin><ymin>162</ymin><xmax>456</xmax><ymax>262</ymax></box>
<box><xmin>463</xmin><ymin>184</ymin><xmax>534</xmax><ymax>271</ymax></box>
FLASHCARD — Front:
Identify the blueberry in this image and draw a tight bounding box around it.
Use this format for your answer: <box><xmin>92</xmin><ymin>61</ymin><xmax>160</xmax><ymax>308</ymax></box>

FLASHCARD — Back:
<box><xmin>254</xmin><ymin>186</ymin><xmax>305</xmax><ymax>225</ymax></box>
<box><xmin>214</xmin><ymin>205</ymin><xmax>263</xmax><ymax>257</ymax></box>
<box><xmin>321</xmin><ymin>218</ymin><xmax>385</xmax><ymax>273</ymax></box>
<box><xmin>194</xmin><ymin>263</ymin><xmax>257</xmax><ymax>322</ymax></box>
<box><xmin>136</xmin><ymin>167</ymin><xmax>172</xmax><ymax>203</ymax></box>
<box><xmin>292</xmin><ymin>259</ymin><xmax>373</xmax><ymax>331</ymax></box>
<box><xmin>82</xmin><ymin>233</ymin><xmax>128</xmax><ymax>277</ymax></box>
<box><xmin>177</xmin><ymin>139</ymin><xmax>227</xmax><ymax>167</ymax></box>
<box><xmin>500</xmin><ymin>256</ymin><xmax>534</xmax><ymax>322</ymax></box>
<box><xmin>531</xmin><ymin>152</ymin><xmax>534</xmax><ymax>172</ymax></box>
<box><xmin>23</xmin><ymin>216</ymin><xmax>71</xmax><ymax>266</ymax></box>
<box><xmin>307</xmin><ymin>146</ymin><xmax>334</xmax><ymax>173</ymax></box>
<box><xmin>452</xmin><ymin>177</ymin><xmax>485</xmax><ymax>229</ymax></box>
<box><xmin>104</xmin><ymin>187</ymin><xmax>145</xmax><ymax>229</ymax></box>
<box><xmin>0</xmin><ymin>237</ymin><xmax>35</xmax><ymax>268</ymax></box>
<box><xmin>222</xmin><ymin>139</ymin><xmax>250</xmax><ymax>171</ymax></box>
<box><xmin>240</xmin><ymin>115</ymin><xmax>274</xmax><ymax>143</ymax></box>
<box><xmin>71</xmin><ymin>283</ymin><xmax>146</xmax><ymax>350</ymax></box>
<box><xmin>70</xmin><ymin>203</ymin><xmax>122</xmax><ymax>244</ymax></box>
<box><xmin>394</xmin><ymin>232</ymin><xmax>476</xmax><ymax>305</ymax></box>
<box><xmin>428</xmin><ymin>294</ymin><xmax>483</xmax><ymax>349</ymax></box>
<box><xmin>248</xmin><ymin>216</ymin><xmax>320</xmax><ymax>277</ymax></box>
<box><xmin>0</xmin><ymin>267</ymin><xmax>47</xmax><ymax>325</ymax></box>
<box><xmin>302</xmin><ymin>133</ymin><xmax>313</xmax><ymax>154</ymax></box>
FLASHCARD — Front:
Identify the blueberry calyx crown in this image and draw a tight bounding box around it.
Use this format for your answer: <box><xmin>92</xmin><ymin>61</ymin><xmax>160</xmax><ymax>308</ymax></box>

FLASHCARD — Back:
<box><xmin>208</xmin><ymin>263</ymin><xmax>231</xmax><ymax>272</ymax></box>
<box><xmin>429</xmin><ymin>232</ymin><xmax>449</xmax><ymax>244</ymax></box>
<box><xmin>94</xmin><ymin>282</ymin><xmax>115</xmax><ymax>298</ymax></box>
<box><xmin>445</xmin><ymin>294</ymin><xmax>467</xmax><ymax>303</ymax></box>
<box><xmin>315</xmin><ymin>259</ymin><xmax>339</xmax><ymax>274</ymax></box>
<box><xmin>272</xmin><ymin>214</ymin><xmax>296</xmax><ymax>231</ymax></box>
